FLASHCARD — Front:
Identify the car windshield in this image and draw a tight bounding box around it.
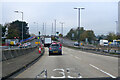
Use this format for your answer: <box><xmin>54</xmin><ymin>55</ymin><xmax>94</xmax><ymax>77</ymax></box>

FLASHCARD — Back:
<box><xmin>1</xmin><ymin>1</ymin><xmax>119</xmax><ymax>80</ymax></box>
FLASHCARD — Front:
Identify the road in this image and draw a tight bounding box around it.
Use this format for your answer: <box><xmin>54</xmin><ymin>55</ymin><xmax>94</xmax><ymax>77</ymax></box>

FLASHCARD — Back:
<box><xmin>14</xmin><ymin>46</ymin><xmax>118</xmax><ymax>79</ymax></box>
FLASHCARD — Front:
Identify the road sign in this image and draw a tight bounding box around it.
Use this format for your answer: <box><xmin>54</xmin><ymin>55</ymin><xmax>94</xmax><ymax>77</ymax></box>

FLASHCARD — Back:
<box><xmin>35</xmin><ymin>42</ymin><xmax>40</xmax><ymax>44</ymax></box>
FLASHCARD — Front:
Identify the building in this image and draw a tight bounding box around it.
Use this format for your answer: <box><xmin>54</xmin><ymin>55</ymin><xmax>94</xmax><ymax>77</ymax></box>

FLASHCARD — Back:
<box><xmin>118</xmin><ymin>1</ymin><xmax>120</xmax><ymax>35</ymax></box>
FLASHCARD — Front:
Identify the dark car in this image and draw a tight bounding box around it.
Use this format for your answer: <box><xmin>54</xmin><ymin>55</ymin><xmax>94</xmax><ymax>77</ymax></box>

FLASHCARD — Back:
<box><xmin>49</xmin><ymin>44</ymin><xmax>62</xmax><ymax>55</ymax></box>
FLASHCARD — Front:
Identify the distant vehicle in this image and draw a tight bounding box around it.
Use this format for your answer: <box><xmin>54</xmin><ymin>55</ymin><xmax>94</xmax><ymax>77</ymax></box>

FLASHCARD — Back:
<box><xmin>6</xmin><ymin>39</ymin><xmax>19</xmax><ymax>46</ymax></box>
<box><xmin>49</xmin><ymin>44</ymin><xmax>62</xmax><ymax>55</ymax></box>
<box><xmin>74</xmin><ymin>42</ymin><xmax>79</xmax><ymax>46</ymax></box>
<box><xmin>18</xmin><ymin>43</ymin><xmax>28</xmax><ymax>48</ymax></box>
<box><xmin>27</xmin><ymin>42</ymin><xmax>31</xmax><ymax>46</ymax></box>
<box><xmin>99</xmin><ymin>40</ymin><xmax>108</xmax><ymax>46</ymax></box>
<box><xmin>44</xmin><ymin>37</ymin><xmax>52</xmax><ymax>47</ymax></box>
<box><xmin>10</xmin><ymin>41</ymin><xmax>17</xmax><ymax>46</ymax></box>
<box><xmin>57</xmin><ymin>42</ymin><xmax>62</xmax><ymax>47</ymax></box>
<box><xmin>23</xmin><ymin>43</ymin><xmax>28</xmax><ymax>48</ymax></box>
<box><xmin>113</xmin><ymin>40</ymin><xmax>120</xmax><ymax>46</ymax></box>
<box><xmin>18</xmin><ymin>44</ymin><xmax>23</xmax><ymax>48</ymax></box>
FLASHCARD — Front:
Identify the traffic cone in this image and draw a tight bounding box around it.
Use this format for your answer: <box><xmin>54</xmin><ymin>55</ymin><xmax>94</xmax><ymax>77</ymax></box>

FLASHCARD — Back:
<box><xmin>39</xmin><ymin>47</ymin><xmax>41</xmax><ymax>53</ymax></box>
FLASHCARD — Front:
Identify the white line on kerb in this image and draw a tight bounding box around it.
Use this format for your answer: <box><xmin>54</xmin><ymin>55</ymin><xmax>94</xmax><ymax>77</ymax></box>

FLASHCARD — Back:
<box><xmin>89</xmin><ymin>64</ymin><xmax>116</xmax><ymax>78</ymax></box>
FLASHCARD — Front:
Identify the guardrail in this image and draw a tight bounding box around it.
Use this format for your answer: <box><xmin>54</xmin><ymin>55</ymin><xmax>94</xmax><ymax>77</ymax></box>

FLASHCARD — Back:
<box><xmin>63</xmin><ymin>43</ymin><xmax>120</xmax><ymax>56</ymax></box>
<box><xmin>80</xmin><ymin>45</ymin><xmax>120</xmax><ymax>54</ymax></box>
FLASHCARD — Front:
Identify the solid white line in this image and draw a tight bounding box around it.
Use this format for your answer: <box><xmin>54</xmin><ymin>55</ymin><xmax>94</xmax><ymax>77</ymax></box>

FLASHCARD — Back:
<box><xmin>89</xmin><ymin>64</ymin><xmax>116</xmax><ymax>78</ymax></box>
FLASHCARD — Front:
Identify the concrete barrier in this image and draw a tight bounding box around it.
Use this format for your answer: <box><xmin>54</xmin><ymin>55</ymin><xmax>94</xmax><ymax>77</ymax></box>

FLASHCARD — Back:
<box><xmin>2</xmin><ymin>47</ymin><xmax>44</xmax><ymax>79</ymax></box>
<box><xmin>2</xmin><ymin>47</ymin><xmax>37</xmax><ymax>61</ymax></box>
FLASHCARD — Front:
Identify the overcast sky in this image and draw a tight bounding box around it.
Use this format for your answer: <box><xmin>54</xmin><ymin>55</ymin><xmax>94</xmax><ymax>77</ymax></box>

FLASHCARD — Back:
<box><xmin>1</xmin><ymin>0</ymin><xmax>119</xmax><ymax>36</ymax></box>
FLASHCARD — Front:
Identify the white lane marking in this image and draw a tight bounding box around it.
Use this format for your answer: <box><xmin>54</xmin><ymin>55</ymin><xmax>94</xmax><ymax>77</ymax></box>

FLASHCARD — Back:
<box><xmin>7</xmin><ymin>62</ymin><xmax>13</xmax><ymax>64</ymax></box>
<box><xmin>51</xmin><ymin>69</ymin><xmax>65</xmax><ymax>78</ymax></box>
<box><xmin>74</xmin><ymin>56</ymin><xmax>79</xmax><ymax>59</ymax></box>
<box><xmin>70</xmin><ymin>54</ymin><xmax>81</xmax><ymax>59</ymax></box>
<box><xmin>70</xmin><ymin>54</ymin><xmax>81</xmax><ymax>60</ymax></box>
<box><xmin>70</xmin><ymin>54</ymin><xmax>73</xmax><ymax>56</ymax></box>
<box><xmin>89</xmin><ymin>64</ymin><xmax>116</xmax><ymax>78</ymax></box>
<box><xmin>68</xmin><ymin>75</ymin><xmax>82</xmax><ymax>78</ymax></box>
<box><xmin>74</xmin><ymin>56</ymin><xmax>81</xmax><ymax>60</ymax></box>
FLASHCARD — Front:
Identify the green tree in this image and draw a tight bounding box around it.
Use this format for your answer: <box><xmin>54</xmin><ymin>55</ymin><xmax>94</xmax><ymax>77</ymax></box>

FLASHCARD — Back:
<box><xmin>66</xmin><ymin>27</ymin><xmax>96</xmax><ymax>43</ymax></box>
<box><xmin>85</xmin><ymin>30</ymin><xmax>96</xmax><ymax>43</ymax></box>
<box><xmin>107</xmin><ymin>32</ymin><xmax>117</xmax><ymax>42</ymax></box>
<box><xmin>59</xmin><ymin>34</ymin><xmax>63</xmax><ymax>37</ymax></box>
<box><xmin>7</xmin><ymin>20</ymin><xmax>30</xmax><ymax>39</ymax></box>
<box><xmin>1</xmin><ymin>24</ymin><xmax>6</xmax><ymax>37</ymax></box>
<box><xmin>117</xmin><ymin>35</ymin><xmax>120</xmax><ymax>39</ymax></box>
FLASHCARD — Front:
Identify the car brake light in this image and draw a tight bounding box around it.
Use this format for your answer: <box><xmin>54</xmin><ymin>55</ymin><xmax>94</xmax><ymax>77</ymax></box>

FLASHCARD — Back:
<box><xmin>49</xmin><ymin>48</ymin><xmax>52</xmax><ymax>50</ymax></box>
<box><xmin>59</xmin><ymin>47</ymin><xmax>61</xmax><ymax>49</ymax></box>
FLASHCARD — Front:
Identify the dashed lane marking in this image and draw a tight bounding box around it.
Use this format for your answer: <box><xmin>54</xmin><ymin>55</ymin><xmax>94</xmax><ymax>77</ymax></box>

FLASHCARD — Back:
<box><xmin>89</xmin><ymin>64</ymin><xmax>116</xmax><ymax>78</ymax></box>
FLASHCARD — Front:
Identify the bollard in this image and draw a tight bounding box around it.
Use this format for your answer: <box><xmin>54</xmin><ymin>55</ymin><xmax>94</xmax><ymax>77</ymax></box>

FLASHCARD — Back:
<box><xmin>39</xmin><ymin>47</ymin><xmax>41</xmax><ymax>53</ymax></box>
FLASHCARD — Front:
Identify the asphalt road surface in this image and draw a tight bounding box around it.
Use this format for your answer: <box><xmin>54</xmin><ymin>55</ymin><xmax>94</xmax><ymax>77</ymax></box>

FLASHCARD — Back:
<box><xmin>14</xmin><ymin>47</ymin><xmax>118</xmax><ymax>79</ymax></box>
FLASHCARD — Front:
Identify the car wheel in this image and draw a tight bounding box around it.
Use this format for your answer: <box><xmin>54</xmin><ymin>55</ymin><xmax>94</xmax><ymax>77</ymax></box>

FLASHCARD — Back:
<box><xmin>60</xmin><ymin>52</ymin><xmax>62</xmax><ymax>55</ymax></box>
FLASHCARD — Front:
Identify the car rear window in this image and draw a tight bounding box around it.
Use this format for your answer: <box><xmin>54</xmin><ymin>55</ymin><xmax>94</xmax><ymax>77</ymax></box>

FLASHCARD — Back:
<box><xmin>51</xmin><ymin>44</ymin><xmax>59</xmax><ymax>47</ymax></box>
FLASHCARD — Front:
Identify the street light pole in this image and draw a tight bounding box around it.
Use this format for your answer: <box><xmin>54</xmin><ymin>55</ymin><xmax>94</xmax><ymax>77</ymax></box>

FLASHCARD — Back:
<box><xmin>34</xmin><ymin>22</ymin><xmax>39</xmax><ymax>36</ymax></box>
<box><xmin>115</xmin><ymin>21</ymin><xmax>118</xmax><ymax>35</ymax></box>
<box><xmin>34</xmin><ymin>22</ymin><xmax>39</xmax><ymax>46</ymax></box>
<box><xmin>60</xmin><ymin>22</ymin><xmax>64</xmax><ymax>43</ymax></box>
<box><xmin>14</xmin><ymin>11</ymin><xmax>24</xmax><ymax>42</ymax></box>
<box><xmin>74</xmin><ymin>7</ymin><xmax>85</xmax><ymax>44</ymax></box>
<box><xmin>54</xmin><ymin>19</ymin><xmax>56</xmax><ymax>36</ymax></box>
<box><xmin>51</xmin><ymin>23</ymin><xmax>53</xmax><ymax>36</ymax></box>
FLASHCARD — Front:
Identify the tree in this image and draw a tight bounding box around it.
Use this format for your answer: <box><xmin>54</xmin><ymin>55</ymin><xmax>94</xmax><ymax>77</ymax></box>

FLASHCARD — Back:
<box><xmin>59</xmin><ymin>34</ymin><xmax>63</xmax><ymax>37</ymax></box>
<box><xmin>85</xmin><ymin>30</ymin><xmax>96</xmax><ymax>43</ymax></box>
<box><xmin>66</xmin><ymin>27</ymin><xmax>96</xmax><ymax>43</ymax></box>
<box><xmin>107</xmin><ymin>32</ymin><xmax>117</xmax><ymax>42</ymax></box>
<box><xmin>1</xmin><ymin>24</ymin><xmax>6</xmax><ymax>37</ymax></box>
<box><xmin>7</xmin><ymin>20</ymin><xmax>30</xmax><ymax>39</ymax></box>
<box><xmin>117</xmin><ymin>35</ymin><xmax>120</xmax><ymax>39</ymax></box>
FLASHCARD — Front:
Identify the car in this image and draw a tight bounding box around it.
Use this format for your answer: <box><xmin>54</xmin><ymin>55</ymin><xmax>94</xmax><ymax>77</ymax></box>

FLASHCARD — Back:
<box><xmin>74</xmin><ymin>42</ymin><xmax>79</xmax><ymax>46</ymax></box>
<box><xmin>27</xmin><ymin>42</ymin><xmax>31</xmax><ymax>46</ymax></box>
<box><xmin>57</xmin><ymin>42</ymin><xmax>62</xmax><ymax>47</ymax></box>
<box><xmin>49</xmin><ymin>44</ymin><xmax>62</xmax><ymax>55</ymax></box>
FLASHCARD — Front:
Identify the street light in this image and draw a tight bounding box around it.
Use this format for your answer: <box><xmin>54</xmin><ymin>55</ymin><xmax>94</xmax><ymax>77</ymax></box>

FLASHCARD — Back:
<box><xmin>60</xmin><ymin>22</ymin><xmax>64</xmax><ymax>43</ymax></box>
<box><xmin>34</xmin><ymin>22</ymin><xmax>40</xmax><ymax>46</ymax></box>
<box><xmin>14</xmin><ymin>11</ymin><xmax>24</xmax><ymax>42</ymax></box>
<box><xmin>115</xmin><ymin>21</ymin><xmax>118</xmax><ymax>35</ymax></box>
<box><xmin>33</xmin><ymin>22</ymin><xmax>39</xmax><ymax>36</ymax></box>
<box><xmin>74</xmin><ymin>7</ymin><xmax>85</xmax><ymax>44</ymax></box>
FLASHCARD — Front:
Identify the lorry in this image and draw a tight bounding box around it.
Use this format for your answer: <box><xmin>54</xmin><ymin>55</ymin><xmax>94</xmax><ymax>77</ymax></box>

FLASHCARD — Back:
<box><xmin>44</xmin><ymin>37</ymin><xmax>52</xmax><ymax>47</ymax></box>
<box><xmin>99</xmin><ymin>40</ymin><xmax>108</xmax><ymax>46</ymax></box>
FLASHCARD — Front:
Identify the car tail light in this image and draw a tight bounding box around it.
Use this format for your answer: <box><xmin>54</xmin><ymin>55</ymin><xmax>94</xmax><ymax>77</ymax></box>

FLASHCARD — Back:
<box><xmin>49</xmin><ymin>47</ymin><xmax>52</xmax><ymax>50</ymax></box>
<box><xmin>59</xmin><ymin>47</ymin><xmax>61</xmax><ymax>49</ymax></box>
